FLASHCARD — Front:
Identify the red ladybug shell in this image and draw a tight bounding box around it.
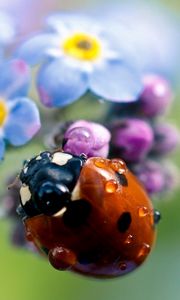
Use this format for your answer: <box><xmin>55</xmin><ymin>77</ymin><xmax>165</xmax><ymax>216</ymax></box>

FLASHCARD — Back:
<box><xmin>24</xmin><ymin>157</ymin><xmax>156</xmax><ymax>278</ymax></box>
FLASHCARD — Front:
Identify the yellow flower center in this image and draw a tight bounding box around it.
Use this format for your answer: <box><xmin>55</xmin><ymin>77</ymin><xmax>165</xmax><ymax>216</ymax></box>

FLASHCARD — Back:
<box><xmin>0</xmin><ymin>100</ymin><xmax>8</xmax><ymax>127</ymax></box>
<box><xmin>63</xmin><ymin>33</ymin><xmax>101</xmax><ymax>61</ymax></box>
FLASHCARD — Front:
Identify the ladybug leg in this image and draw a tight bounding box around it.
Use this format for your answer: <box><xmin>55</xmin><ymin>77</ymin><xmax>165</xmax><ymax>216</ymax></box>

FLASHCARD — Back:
<box><xmin>48</xmin><ymin>246</ymin><xmax>77</xmax><ymax>271</ymax></box>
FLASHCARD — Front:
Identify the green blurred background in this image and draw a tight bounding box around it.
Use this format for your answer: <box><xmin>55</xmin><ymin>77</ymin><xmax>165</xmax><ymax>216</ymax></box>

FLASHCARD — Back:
<box><xmin>0</xmin><ymin>0</ymin><xmax>180</xmax><ymax>300</ymax></box>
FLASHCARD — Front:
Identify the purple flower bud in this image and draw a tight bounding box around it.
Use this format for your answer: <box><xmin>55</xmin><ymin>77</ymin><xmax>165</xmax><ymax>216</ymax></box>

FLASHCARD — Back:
<box><xmin>111</xmin><ymin>118</ymin><xmax>154</xmax><ymax>162</ymax></box>
<box><xmin>151</xmin><ymin>123</ymin><xmax>180</xmax><ymax>155</ymax></box>
<box><xmin>132</xmin><ymin>160</ymin><xmax>166</xmax><ymax>195</ymax></box>
<box><xmin>139</xmin><ymin>75</ymin><xmax>173</xmax><ymax>117</ymax></box>
<box><xmin>63</xmin><ymin>120</ymin><xmax>111</xmax><ymax>158</ymax></box>
<box><xmin>64</xmin><ymin>127</ymin><xmax>94</xmax><ymax>156</ymax></box>
<box><xmin>163</xmin><ymin>163</ymin><xmax>180</xmax><ymax>192</ymax></box>
<box><xmin>132</xmin><ymin>160</ymin><xmax>179</xmax><ymax>195</ymax></box>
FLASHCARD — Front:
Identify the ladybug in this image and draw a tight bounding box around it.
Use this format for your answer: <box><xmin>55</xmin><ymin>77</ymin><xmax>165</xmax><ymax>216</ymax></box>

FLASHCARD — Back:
<box><xmin>18</xmin><ymin>150</ymin><xmax>160</xmax><ymax>278</ymax></box>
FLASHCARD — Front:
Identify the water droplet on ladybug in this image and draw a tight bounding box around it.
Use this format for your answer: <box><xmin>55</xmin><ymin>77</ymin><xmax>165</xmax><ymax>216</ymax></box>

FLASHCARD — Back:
<box><xmin>95</xmin><ymin>159</ymin><xmax>106</xmax><ymax>168</ymax></box>
<box><xmin>124</xmin><ymin>234</ymin><xmax>133</xmax><ymax>245</ymax></box>
<box><xmin>105</xmin><ymin>180</ymin><xmax>118</xmax><ymax>193</ymax></box>
<box><xmin>138</xmin><ymin>243</ymin><xmax>151</xmax><ymax>259</ymax></box>
<box><xmin>49</xmin><ymin>247</ymin><xmax>77</xmax><ymax>271</ymax></box>
<box><xmin>119</xmin><ymin>262</ymin><xmax>127</xmax><ymax>271</ymax></box>
<box><xmin>110</xmin><ymin>159</ymin><xmax>126</xmax><ymax>174</ymax></box>
<box><xmin>138</xmin><ymin>206</ymin><xmax>149</xmax><ymax>217</ymax></box>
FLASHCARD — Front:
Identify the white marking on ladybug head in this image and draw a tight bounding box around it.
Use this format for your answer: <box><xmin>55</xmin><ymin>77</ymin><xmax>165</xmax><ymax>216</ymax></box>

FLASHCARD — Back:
<box><xmin>20</xmin><ymin>185</ymin><xmax>31</xmax><ymax>205</ymax></box>
<box><xmin>53</xmin><ymin>207</ymin><xmax>67</xmax><ymax>218</ymax></box>
<box><xmin>52</xmin><ymin>152</ymin><xmax>73</xmax><ymax>166</ymax></box>
<box><xmin>36</xmin><ymin>155</ymin><xmax>42</xmax><ymax>160</ymax></box>
<box><xmin>23</xmin><ymin>167</ymin><xmax>28</xmax><ymax>174</ymax></box>
<box><xmin>71</xmin><ymin>182</ymin><xmax>81</xmax><ymax>201</ymax></box>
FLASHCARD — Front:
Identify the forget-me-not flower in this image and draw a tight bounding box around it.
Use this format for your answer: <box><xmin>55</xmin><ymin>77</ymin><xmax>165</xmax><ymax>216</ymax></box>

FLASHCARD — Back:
<box><xmin>16</xmin><ymin>12</ymin><xmax>143</xmax><ymax>107</ymax></box>
<box><xmin>0</xmin><ymin>59</ymin><xmax>41</xmax><ymax>160</ymax></box>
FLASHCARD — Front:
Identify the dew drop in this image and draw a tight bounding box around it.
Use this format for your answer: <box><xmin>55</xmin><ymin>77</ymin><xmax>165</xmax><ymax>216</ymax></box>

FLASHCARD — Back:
<box><xmin>138</xmin><ymin>206</ymin><xmax>149</xmax><ymax>217</ymax></box>
<box><xmin>95</xmin><ymin>158</ymin><xmax>106</xmax><ymax>168</ymax></box>
<box><xmin>118</xmin><ymin>169</ymin><xmax>126</xmax><ymax>175</ymax></box>
<box><xmin>119</xmin><ymin>262</ymin><xmax>127</xmax><ymax>271</ymax></box>
<box><xmin>105</xmin><ymin>180</ymin><xmax>118</xmax><ymax>193</ymax></box>
<box><xmin>49</xmin><ymin>247</ymin><xmax>77</xmax><ymax>271</ymax></box>
<box><xmin>110</xmin><ymin>159</ymin><xmax>126</xmax><ymax>174</ymax></box>
<box><xmin>124</xmin><ymin>234</ymin><xmax>133</xmax><ymax>245</ymax></box>
<box><xmin>138</xmin><ymin>243</ymin><xmax>151</xmax><ymax>259</ymax></box>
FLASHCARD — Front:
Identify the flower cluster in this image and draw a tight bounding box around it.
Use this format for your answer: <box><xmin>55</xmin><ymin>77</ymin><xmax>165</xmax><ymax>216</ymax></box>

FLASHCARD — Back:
<box><xmin>109</xmin><ymin>74</ymin><xmax>179</xmax><ymax>195</ymax></box>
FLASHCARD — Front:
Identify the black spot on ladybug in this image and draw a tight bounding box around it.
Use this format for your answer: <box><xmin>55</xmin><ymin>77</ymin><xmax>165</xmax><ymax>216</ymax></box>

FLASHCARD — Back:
<box><xmin>154</xmin><ymin>210</ymin><xmax>161</xmax><ymax>225</ymax></box>
<box><xmin>117</xmin><ymin>212</ymin><xmax>132</xmax><ymax>233</ymax></box>
<box><xmin>63</xmin><ymin>200</ymin><xmax>92</xmax><ymax>228</ymax></box>
<box><xmin>116</xmin><ymin>173</ymin><xmax>128</xmax><ymax>187</ymax></box>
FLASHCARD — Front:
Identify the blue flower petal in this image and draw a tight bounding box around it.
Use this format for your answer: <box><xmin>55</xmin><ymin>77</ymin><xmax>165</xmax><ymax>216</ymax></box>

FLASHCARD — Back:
<box><xmin>37</xmin><ymin>59</ymin><xmax>89</xmax><ymax>107</ymax></box>
<box><xmin>4</xmin><ymin>97</ymin><xmax>41</xmax><ymax>146</ymax></box>
<box><xmin>0</xmin><ymin>59</ymin><xmax>30</xmax><ymax>99</ymax></box>
<box><xmin>15</xmin><ymin>33</ymin><xmax>60</xmax><ymax>65</ymax></box>
<box><xmin>46</xmin><ymin>12</ymin><xmax>100</xmax><ymax>34</ymax></box>
<box><xmin>0</xmin><ymin>137</ymin><xmax>5</xmax><ymax>160</ymax></box>
<box><xmin>90</xmin><ymin>60</ymin><xmax>143</xmax><ymax>102</ymax></box>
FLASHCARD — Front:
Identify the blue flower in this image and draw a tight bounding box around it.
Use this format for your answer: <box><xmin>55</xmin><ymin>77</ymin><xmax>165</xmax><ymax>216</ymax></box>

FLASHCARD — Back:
<box><xmin>0</xmin><ymin>59</ymin><xmax>41</xmax><ymax>160</ymax></box>
<box><xmin>16</xmin><ymin>12</ymin><xmax>143</xmax><ymax>107</ymax></box>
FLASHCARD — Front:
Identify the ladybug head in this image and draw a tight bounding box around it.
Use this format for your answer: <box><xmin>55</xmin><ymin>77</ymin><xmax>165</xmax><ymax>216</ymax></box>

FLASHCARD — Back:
<box><xmin>19</xmin><ymin>151</ymin><xmax>86</xmax><ymax>218</ymax></box>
